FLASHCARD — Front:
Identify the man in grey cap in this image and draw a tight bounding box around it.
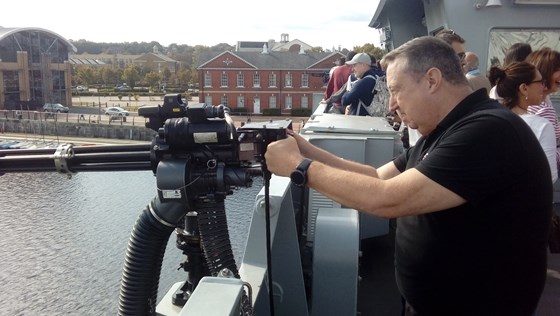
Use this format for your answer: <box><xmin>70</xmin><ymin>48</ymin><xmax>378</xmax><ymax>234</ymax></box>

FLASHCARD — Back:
<box><xmin>342</xmin><ymin>52</ymin><xmax>385</xmax><ymax>116</ymax></box>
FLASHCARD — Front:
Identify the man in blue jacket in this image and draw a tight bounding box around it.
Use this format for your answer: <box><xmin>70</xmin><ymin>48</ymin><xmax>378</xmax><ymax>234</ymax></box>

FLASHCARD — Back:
<box><xmin>341</xmin><ymin>53</ymin><xmax>386</xmax><ymax>116</ymax></box>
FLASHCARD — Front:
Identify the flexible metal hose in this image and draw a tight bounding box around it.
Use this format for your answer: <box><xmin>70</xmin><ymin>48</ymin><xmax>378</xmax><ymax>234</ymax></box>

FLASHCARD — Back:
<box><xmin>118</xmin><ymin>205</ymin><xmax>175</xmax><ymax>316</ymax></box>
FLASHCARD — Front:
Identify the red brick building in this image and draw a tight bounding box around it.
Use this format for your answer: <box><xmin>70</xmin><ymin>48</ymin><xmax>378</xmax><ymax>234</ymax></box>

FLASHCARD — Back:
<box><xmin>198</xmin><ymin>47</ymin><xmax>343</xmax><ymax>114</ymax></box>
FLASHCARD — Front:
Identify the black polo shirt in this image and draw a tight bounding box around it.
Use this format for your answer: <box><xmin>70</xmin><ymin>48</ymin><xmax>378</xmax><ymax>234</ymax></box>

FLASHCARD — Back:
<box><xmin>393</xmin><ymin>89</ymin><xmax>552</xmax><ymax>315</ymax></box>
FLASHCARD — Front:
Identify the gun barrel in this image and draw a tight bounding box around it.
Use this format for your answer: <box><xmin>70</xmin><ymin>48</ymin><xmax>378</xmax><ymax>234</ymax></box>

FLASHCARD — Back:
<box><xmin>0</xmin><ymin>144</ymin><xmax>152</xmax><ymax>174</ymax></box>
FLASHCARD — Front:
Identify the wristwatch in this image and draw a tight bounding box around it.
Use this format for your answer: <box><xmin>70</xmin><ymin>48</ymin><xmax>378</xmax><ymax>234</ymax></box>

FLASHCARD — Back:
<box><xmin>290</xmin><ymin>158</ymin><xmax>313</xmax><ymax>187</ymax></box>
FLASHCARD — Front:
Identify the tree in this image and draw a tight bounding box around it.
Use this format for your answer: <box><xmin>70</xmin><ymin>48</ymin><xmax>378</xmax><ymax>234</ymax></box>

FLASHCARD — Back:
<box><xmin>122</xmin><ymin>65</ymin><xmax>141</xmax><ymax>88</ymax></box>
<box><xmin>176</xmin><ymin>68</ymin><xmax>190</xmax><ymax>89</ymax></box>
<box><xmin>144</xmin><ymin>71</ymin><xmax>162</xmax><ymax>92</ymax></box>
<box><xmin>75</xmin><ymin>66</ymin><xmax>96</xmax><ymax>86</ymax></box>
<box><xmin>101</xmin><ymin>68</ymin><xmax>119</xmax><ymax>86</ymax></box>
<box><xmin>310</xmin><ymin>46</ymin><xmax>325</xmax><ymax>53</ymax></box>
<box><xmin>162</xmin><ymin>67</ymin><xmax>171</xmax><ymax>82</ymax></box>
<box><xmin>353</xmin><ymin>43</ymin><xmax>387</xmax><ymax>63</ymax></box>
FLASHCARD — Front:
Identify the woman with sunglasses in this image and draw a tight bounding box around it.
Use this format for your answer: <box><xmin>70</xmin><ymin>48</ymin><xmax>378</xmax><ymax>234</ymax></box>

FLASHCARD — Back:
<box><xmin>526</xmin><ymin>48</ymin><xmax>560</xmax><ymax>177</ymax></box>
<box><xmin>489</xmin><ymin>61</ymin><xmax>557</xmax><ymax>183</ymax></box>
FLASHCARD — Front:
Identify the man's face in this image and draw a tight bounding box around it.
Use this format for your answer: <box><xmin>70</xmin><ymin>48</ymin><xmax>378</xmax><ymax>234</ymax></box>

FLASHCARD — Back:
<box><xmin>352</xmin><ymin>63</ymin><xmax>368</xmax><ymax>79</ymax></box>
<box><xmin>386</xmin><ymin>60</ymin><xmax>431</xmax><ymax>133</ymax></box>
<box><xmin>451</xmin><ymin>41</ymin><xmax>466</xmax><ymax>66</ymax></box>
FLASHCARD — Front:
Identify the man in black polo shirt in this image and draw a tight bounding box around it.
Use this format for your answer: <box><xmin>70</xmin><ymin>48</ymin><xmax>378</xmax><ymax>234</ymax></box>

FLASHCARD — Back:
<box><xmin>265</xmin><ymin>36</ymin><xmax>552</xmax><ymax>315</ymax></box>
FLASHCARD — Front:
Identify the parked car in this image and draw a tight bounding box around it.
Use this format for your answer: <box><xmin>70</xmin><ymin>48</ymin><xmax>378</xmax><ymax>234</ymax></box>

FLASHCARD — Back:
<box><xmin>116</xmin><ymin>83</ymin><xmax>128</xmax><ymax>90</ymax></box>
<box><xmin>76</xmin><ymin>85</ymin><xmax>88</xmax><ymax>91</ymax></box>
<box><xmin>43</xmin><ymin>103</ymin><xmax>69</xmax><ymax>113</ymax></box>
<box><xmin>104</xmin><ymin>107</ymin><xmax>129</xmax><ymax>116</ymax></box>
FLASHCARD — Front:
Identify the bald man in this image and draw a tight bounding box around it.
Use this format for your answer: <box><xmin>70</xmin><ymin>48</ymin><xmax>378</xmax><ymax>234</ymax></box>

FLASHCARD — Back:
<box><xmin>463</xmin><ymin>52</ymin><xmax>492</xmax><ymax>93</ymax></box>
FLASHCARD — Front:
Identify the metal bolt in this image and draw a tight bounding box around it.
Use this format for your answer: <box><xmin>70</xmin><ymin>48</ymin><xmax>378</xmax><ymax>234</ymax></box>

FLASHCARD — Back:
<box><xmin>218</xmin><ymin>268</ymin><xmax>234</xmax><ymax>278</ymax></box>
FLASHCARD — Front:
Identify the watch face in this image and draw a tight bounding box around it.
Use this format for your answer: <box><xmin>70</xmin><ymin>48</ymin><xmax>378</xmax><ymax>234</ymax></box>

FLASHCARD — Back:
<box><xmin>290</xmin><ymin>170</ymin><xmax>305</xmax><ymax>186</ymax></box>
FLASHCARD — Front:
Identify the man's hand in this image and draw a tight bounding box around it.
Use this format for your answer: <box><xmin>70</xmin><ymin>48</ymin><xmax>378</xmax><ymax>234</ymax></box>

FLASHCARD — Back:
<box><xmin>265</xmin><ymin>135</ymin><xmax>304</xmax><ymax>177</ymax></box>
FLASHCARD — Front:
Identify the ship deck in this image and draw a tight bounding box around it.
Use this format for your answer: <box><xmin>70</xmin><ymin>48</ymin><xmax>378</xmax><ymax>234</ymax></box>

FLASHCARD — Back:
<box><xmin>357</xmin><ymin>221</ymin><xmax>560</xmax><ymax>315</ymax></box>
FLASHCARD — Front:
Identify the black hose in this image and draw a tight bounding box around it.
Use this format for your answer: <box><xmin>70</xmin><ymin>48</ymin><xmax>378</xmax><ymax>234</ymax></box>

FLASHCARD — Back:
<box><xmin>118</xmin><ymin>204</ymin><xmax>175</xmax><ymax>316</ymax></box>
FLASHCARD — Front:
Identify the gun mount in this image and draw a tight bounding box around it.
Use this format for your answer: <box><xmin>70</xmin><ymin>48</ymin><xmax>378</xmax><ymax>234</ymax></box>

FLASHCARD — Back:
<box><xmin>0</xmin><ymin>94</ymin><xmax>291</xmax><ymax>316</ymax></box>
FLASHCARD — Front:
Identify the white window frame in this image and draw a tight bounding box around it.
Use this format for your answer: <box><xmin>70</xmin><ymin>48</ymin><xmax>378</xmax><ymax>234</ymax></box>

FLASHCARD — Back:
<box><xmin>285</xmin><ymin>95</ymin><xmax>292</xmax><ymax>109</ymax></box>
<box><xmin>204</xmin><ymin>73</ymin><xmax>212</xmax><ymax>87</ymax></box>
<box><xmin>301</xmin><ymin>95</ymin><xmax>308</xmax><ymax>109</ymax></box>
<box><xmin>269</xmin><ymin>73</ymin><xmax>277</xmax><ymax>87</ymax></box>
<box><xmin>237</xmin><ymin>73</ymin><xmax>244</xmax><ymax>87</ymax></box>
<box><xmin>220</xmin><ymin>73</ymin><xmax>228</xmax><ymax>87</ymax></box>
<box><xmin>269</xmin><ymin>95</ymin><xmax>277</xmax><ymax>109</ymax></box>
<box><xmin>301</xmin><ymin>73</ymin><xmax>309</xmax><ymax>88</ymax></box>
<box><xmin>285</xmin><ymin>73</ymin><xmax>292</xmax><ymax>88</ymax></box>
<box><xmin>253</xmin><ymin>73</ymin><xmax>260</xmax><ymax>88</ymax></box>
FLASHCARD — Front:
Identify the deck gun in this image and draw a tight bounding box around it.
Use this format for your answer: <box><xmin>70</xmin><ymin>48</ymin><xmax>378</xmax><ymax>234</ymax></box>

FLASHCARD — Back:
<box><xmin>0</xmin><ymin>93</ymin><xmax>291</xmax><ymax>316</ymax></box>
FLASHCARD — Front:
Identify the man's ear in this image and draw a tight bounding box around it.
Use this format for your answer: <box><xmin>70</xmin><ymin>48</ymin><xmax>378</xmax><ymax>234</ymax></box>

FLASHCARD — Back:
<box><xmin>426</xmin><ymin>67</ymin><xmax>442</xmax><ymax>90</ymax></box>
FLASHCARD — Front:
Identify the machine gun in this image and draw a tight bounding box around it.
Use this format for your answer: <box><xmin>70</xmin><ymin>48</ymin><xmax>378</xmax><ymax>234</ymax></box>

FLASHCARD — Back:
<box><xmin>0</xmin><ymin>94</ymin><xmax>291</xmax><ymax>316</ymax></box>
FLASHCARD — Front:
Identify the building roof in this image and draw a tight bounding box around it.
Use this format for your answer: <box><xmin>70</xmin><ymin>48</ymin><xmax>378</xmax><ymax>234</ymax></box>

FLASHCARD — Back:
<box><xmin>0</xmin><ymin>26</ymin><xmax>77</xmax><ymax>52</ymax></box>
<box><xmin>238</xmin><ymin>41</ymin><xmax>268</xmax><ymax>49</ymax></box>
<box><xmin>198</xmin><ymin>50</ymin><xmax>342</xmax><ymax>70</ymax></box>
<box><xmin>271</xmin><ymin>39</ymin><xmax>314</xmax><ymax>52</ymax></box>
<box><xmin>68</xmin><ymin>57</ymin><xmax>107</xmax><ymax>65</ymax></box>
<box><xmin>237</xmin><ymin>38</ymin><xmax>314</xmax><ymax>52</ymax></box>
<box><xmin>133</xmin><ymin>52</ymin><xmax>176</xmax><ymax>63</ymax></box>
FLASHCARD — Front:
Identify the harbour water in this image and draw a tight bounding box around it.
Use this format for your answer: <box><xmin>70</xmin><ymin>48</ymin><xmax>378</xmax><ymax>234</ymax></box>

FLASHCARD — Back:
<box><xmin>0</xmin><ymin>171</ymin><xmax>262</xmax><ymax>315</ymax></box>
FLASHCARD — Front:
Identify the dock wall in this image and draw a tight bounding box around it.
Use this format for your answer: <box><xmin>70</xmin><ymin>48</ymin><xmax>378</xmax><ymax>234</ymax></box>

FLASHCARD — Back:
<box><xmin>0</xmin><ymin>118</ymin><xmax>155</xmax><ymax>141</ymax></box>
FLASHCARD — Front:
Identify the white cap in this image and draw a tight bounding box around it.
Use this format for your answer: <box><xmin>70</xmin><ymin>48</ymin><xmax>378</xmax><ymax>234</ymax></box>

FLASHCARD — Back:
<box><xmin>346</xmin><ymin>53</ymin><xmax>372</xmax><ymax>65</ymax></box>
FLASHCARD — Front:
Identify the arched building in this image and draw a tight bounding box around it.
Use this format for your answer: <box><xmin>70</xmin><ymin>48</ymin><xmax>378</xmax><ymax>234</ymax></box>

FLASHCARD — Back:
<box><xmin>0</xmin><ymin>26</ymin><xmax>76</xmax><ymax>110</ymax></box>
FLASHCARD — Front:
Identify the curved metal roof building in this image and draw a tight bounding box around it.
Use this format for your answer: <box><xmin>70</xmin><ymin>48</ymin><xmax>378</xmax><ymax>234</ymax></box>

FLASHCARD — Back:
<box><xmin>0</xmin><ymin>26</ymin><xmax>75</xmax><ymax>109</ymax></box>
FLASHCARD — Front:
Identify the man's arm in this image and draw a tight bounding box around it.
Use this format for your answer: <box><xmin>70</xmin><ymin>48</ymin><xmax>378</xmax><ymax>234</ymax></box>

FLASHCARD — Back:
<box><xmin>341</xmin><ymin>76</ymin><xmax>376</xmax><ymax>108</ymax></box>
<box><xmin>288</xmin><ymin>131</ymin><xmax>379</xmax><ymax>177</ymax></box>
<box><xmin>323</xmin><ymin>72</ymin><xmax>337</xmax><ymax>100</ymax></box>
<box><xmin>265</xmin><ymin>135</ymin><xmax>465</xmax><ymax>218</ymax></box>
<box><xmin>306</xmin><ymin>161</ymin><xmax>465</xmax><ymax>218</ymax></box>
<box><xmin>341</xmin><ymin>81</ymin><xmax>360</xmax><ymax>106</ymax></box>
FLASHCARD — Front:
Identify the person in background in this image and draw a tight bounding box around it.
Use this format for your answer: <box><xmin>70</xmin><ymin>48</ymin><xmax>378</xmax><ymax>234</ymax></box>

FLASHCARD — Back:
<box><xmin>265</xmin><ymin>36</ymin><xmax>551</xmax><ymax>315</ymax></box>
<box><xmin>527</xmin><ymin>48</ymin><xmax>560</xmax><ymax>175</ymax></box>
<box><xmin>488</xmin><ymin>61</ymin><xmax>557</xmax><ymax>182</ymax></box>
<box><xmin>435</xmin><ymin>29</ymin><xmax>467</xmax><ymax>67</ymax></box>
<box><xmin>489</xmin><ymin>42</ymin><xmax>533</xmax><ymax>101</ymax></box>
<box><xmin>463</xmin><ymin>52</ymin><xmax>492</xmax><ymax>93</ymax></box>
<box><xmin>329</xmin><ymin>56</ymin><xmax>344</xmax><ymax>78</ymax></box>
<box><xmin>341</xmin><ymin>53</ymin><xmax>385</xmax><ymax>116</ymax></box>
<box><xmin>503</xmin><ymin>43</ymin><xmax>533</xmax><ymax>66</ymax></box>
<box><xmin>322</xmin><ymin>51</ymin><xmax>357</xmax><ymax>113</ymax></box>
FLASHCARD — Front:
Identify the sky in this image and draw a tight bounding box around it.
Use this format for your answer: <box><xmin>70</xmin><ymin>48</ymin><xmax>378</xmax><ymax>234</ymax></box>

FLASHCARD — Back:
<box><xmin>1</xmin><ymin>0</ymin><xmax>381</xmax><ymax>51</ymax></box>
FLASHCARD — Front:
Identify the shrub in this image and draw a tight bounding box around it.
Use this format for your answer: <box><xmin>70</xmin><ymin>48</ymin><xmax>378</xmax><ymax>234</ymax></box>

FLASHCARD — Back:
<box><xmin>230</xmin><ymin>107</ymin><xmax>248</xmax><ymax>115</ymax></box>
<box><xmin>263</xmin><ymin>108</ymin><xmax>282</xmax><ymax>116</ymax></box>
<box><xmin>291</xmin><ymin>108</ymin><xmax>312</xmax><ymax>117</ymax></box>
